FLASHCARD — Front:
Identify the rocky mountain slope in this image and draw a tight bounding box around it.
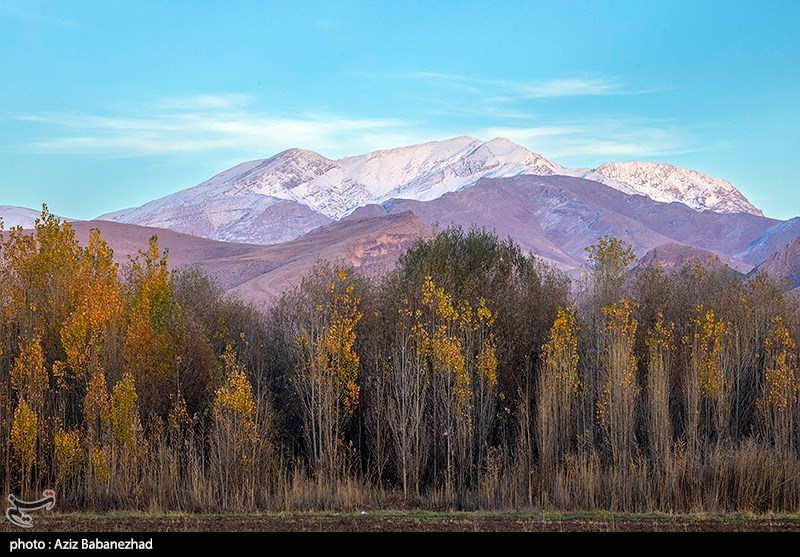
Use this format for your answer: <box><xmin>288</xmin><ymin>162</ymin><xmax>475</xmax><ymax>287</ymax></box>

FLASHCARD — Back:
<box><xmin>99</xmin><ymin>137</ymin><xmax>764</xmax><ymax>245</ymax></box>
<box><xmin>581</xmin><ymin>161</ymin><xmax>763</xmax><ymax>216</ymax></box>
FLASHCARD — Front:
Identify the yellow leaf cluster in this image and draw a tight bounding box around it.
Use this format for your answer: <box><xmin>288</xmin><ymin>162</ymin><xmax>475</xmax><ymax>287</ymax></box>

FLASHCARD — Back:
<box><xmin>603</xmin><ymin>298</ymin><xmax>639</xmax><ymax>342</ymax></box>
<box><xmin>54</xmin><ymin>428</ymin><xmax>82</xmax><ymax>483</ymax></box>
<box><xmin>60</xmin><ymin>230</ymin><xmax>123</xmax><ymax>381</ymax></box>
<box><xmin>646</xmin><ymin>312</ymin><xmax>675</xmax><ymax>352</ymax></box>
<box><xmin>110</xmin><ymin>372</ymin><xmax>141</xmax><ymax>448</ymax></box>
<box><xmin>761</xmin><ymin>316</ymin><xmax>799</xmax><ymax>409</ymax></box>
<box><xmin>477</xmin><ymin>339</ymin><xmax>498</xmax><ymax>389</ymax></box>
<box><xmin>89</xmin><ymin>445</ymin><xmax>109</xmax><ymax>484</ymax></box>
<box><xmin>416</xmin><ymin>276</ymin><xmax>500</xmax><ymax>417</ymax></box>
<box><xmin>325</xmin><ymin>292</ymin><xmax>362</xmax><ymax>414</ymax></box>
<box><xmin>10</xmin><ymin>335</ymin><xmax>48</xmax><ymax>410</ymax></box>
<box><xmin>598</xmin><ymin>299</ymin><xmax>640</xmax><ymax>432</ymax></box>
<box><xmin>692</xmin><ymin>306</ymin><xmax>727</xmax><ymax>399</ymax></box>
<box><xmin>10</xmin><ymin>398</ymin><xmax>38</xmax><ymax>468</ymax></box>
<box><xmin>543</xmin><ymin>306</ymin><xmax>581</xmax><ymax>397</ymax></box>
<box><xmin>214</xmin><ymin>369</ymin><xmax>256</xmax><ymax>422</ymax></box>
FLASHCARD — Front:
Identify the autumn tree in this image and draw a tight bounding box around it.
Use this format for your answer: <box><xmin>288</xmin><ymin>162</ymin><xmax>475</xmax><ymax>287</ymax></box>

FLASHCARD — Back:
<box><xmin>758</xmin><ymin>316</ymin><xmax>799</xmax><ymax>456</ymax></box>
<box><xmin>10</xmin><ymin>398</ymin><xmax>38</xmax><ymax>495</ymax></box>
<box><xmin>59</xmin><ymin>229</ymin><xmax>123</xmax><ymax>397</ymax></box>
<box><xmin>290</xmin><ymin>265</ymin><xmax>363</xmax><ymax>480</ymax></box>
<box><xmin>585</xmin><ymin>236</ymin><xmax>636</xmax><ymax>309</ymax></box>
<box><xmin>598</xmin><ymin>299</ymin><xmax>640</xmax><ymax>466</ymax></box>
<box><xmin>686</xmin><ymin>306</ymin><xmax>729</xmax><ymax>447</ymax></box>
<box><xmin>645</xmin><ymin>313</ymin><xmax>675</xmax><ymax>466</ymax></box>
<box><xmin>536</xmin><ymin>306</ymin><xmax>581</xmax><ymax>486</ymax></box>
<box><xmin>109</xmin><ymin>372</ymin><xmax>145</xmax><ymax>500</ymax></box>
<box><xmin>581</xmin><ymin>236</ymin><xmax>637</xmax><ymax>439</ymax></box>
<box><xmin>123</xmin><ymin>236</ymin><xmax>180</xmax><ymax>419</ymax></box>
<box><xmin>210</xmin><ymin>343</ymin><xmax>261</xmax><ymax>508</ymax></box>
<box><xmin>384</xmin><ymin>294</ymin><xmax>431</xmax><ymax>496</ymax></box>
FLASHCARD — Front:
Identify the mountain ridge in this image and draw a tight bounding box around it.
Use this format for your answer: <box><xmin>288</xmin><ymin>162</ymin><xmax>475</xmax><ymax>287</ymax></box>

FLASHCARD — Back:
<box><xmin>97</xmin><ymin>136</ymin><xmax>765</xmax><ymax>245</ymax></box>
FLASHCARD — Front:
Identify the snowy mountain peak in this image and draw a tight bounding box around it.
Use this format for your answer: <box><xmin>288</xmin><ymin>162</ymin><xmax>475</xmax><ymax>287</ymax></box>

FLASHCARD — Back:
<box><xmin>584</xmin><ymin>161</ymin><xmax>763</xmax><ymax>216</ymax></box>
<box><xmin>99</xmin><ymin>137</ymin><xmax>564</xmax><ymax>244</ymax></box>
<box><xmin>0</xmin><ymin>205</ymin><xmax>68</xmax><ymax>229</ymax></box>
<box><xmin>98</xmin><ymin>137</ymin><xmax>766</xmax><ymax>246</ymax></box>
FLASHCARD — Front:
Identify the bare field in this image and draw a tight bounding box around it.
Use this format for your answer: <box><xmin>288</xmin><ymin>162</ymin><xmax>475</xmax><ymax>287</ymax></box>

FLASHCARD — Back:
<box><xmin>3</xmin><ymin>513</ymin><xmax>799</xmax><ymax>532</ymax></box>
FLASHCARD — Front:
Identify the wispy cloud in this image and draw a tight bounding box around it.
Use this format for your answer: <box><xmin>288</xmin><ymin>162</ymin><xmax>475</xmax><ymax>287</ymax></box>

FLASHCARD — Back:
<box><xmin>10</xmin><ymin>95</ymin><xmax>424</xmax><ymax>158</ymax></box>
<box><xmin>6</xmin><ymin>93</ymin><xmax>692</xmax><ymax>163</ymax></box>
<box><xmin>479</xmin><ymin>120</ymin><xmax>693</xmax><ymax>160</ymax></box>
<box><xmin>510</xmin><ymin>78</ymin><xmax>620</xmax><ymax>99</ymax></box>
<box><xmin>383</xmin><ymin>72</ymin><xmax>646</xmax><ymax>99</ymax></box>
<box><xmin>153</xmin><ymin>94</ymin><xmax>254</xmax><ymax>111</ymax></box>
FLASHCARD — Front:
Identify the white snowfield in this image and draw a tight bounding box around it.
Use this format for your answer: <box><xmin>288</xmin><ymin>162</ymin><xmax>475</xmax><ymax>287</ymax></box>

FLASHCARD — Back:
<box><xmin>98</xmin><ymin>136</ymin><xmax>764</xmax><ymax>244</ymax></box>
<box><xmin>583</xmin><ymin>161</ymin><xmax>763</xmax><ymax>216</ymax></box>
<box><xmin>0</xmin><ymin>205</ymin><xmax>66</xmax><ymax>229</ymax></box>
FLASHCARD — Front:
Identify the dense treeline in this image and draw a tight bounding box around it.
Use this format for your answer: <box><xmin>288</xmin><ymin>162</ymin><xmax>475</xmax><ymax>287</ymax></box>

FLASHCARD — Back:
<box><xmin>1</xmin><ymin>210</ymin><xmax>799</xmax><ymax>513</ymax></box>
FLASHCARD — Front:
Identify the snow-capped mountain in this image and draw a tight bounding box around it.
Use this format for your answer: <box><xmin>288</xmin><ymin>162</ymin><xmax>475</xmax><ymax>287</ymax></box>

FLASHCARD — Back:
<box><xmin>0</xmin><ymin>205</ymin><xmax>66</xmax><ymax>229</ymax></box>
<box><xmin>100</xmin><ymin>136</ymin><xmax>764</xmax><ymax>245</ymax></box>
<box><xmin>100</xmin><ymin>136</ymin><xmax>563</xmax><ymax>243</ymax></box>
<box><xmin>338</xmin><ymin>136</ymin><xmax>562</xmax><ymax>206</ymax></box>
<box><xmin>581</xmin><ymin>161</ymin><xmax>763</xmax><ymax>216</ymax></box>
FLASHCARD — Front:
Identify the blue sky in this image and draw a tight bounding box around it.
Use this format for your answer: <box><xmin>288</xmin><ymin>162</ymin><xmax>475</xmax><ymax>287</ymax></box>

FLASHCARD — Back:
<box><xmin>1</xmin><ymin>0</ymin><xmax>798</xmax><ymax>220</ymax></box>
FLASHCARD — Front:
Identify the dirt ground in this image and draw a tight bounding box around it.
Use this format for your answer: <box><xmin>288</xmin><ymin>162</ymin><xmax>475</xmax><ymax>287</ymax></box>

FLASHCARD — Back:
<box><xmin>3</xmin><ymin>515</ymin><xmax>799</xmax><ymax>532</ymax></box>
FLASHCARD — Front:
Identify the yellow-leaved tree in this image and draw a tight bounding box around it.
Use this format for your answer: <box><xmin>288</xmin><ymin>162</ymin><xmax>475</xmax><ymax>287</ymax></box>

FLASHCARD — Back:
<box><xmin>210</xmin><ymin>343</ymin><xmax>261</xmax><ymax>508</ymax></box>
<box><xmin>598</xmin><ymin>298</ymin><xmax>639</xmax><ymax>467</ymax></box>
<box><xmin>413</xmin><ymin>276</ymin><xmax>499</xmax><ymax>492</ymax></box>
<box><xmin>758</xmin><ymin>316</ymin><xmax>799</xmax><ymax>456</ymax></box>
<box><xmin>645</xmin><ymin>313</ymin><xmax>675</xmax><ymax>467</ymax></box>
<box><xmin>292</xmin><ymin>266</ymin><xmax>363</xmax><ymax>481</ymax></box>
<box><xmin>109</xmin><ymin>372</ymin><xmax>145</xmax><ymax>500</ymax></box>
<box><xmin>686</xmin><ymin>306</ymin><xmax>728</xmax><ymax>447</ymax></box>
<box><xmin>10</xmin><ymin>398</ymin><xmax>38</xmax><ymax>496</ymax></box>
<box><xmin>537</xmin><ymin>306</ymin><xmax>581</xmax><ymax>485</ymax></box>
<box><xmin>123</xmin><ymin>236</ymin><xmax>179</xmax><ymax>420</ymax></box>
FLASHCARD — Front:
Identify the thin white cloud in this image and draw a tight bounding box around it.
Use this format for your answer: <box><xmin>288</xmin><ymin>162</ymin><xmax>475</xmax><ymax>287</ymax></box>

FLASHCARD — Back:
<box><xmin>384</xmin><ymin>72</ymin><xmax>637</xmax><ymax>99</ymax></box>
<box><xmin>154</xmin><ymin>94</ymin><xmax>253</xmax><ymax>111</ymax></box>
<box><xmin>7</xmin><ymin>94</ymin><xmax>692</xmax><ymax>163</ymax></box>
<box><xmin>13</xmin><ymin>101</ymin><xmax>423</xmax><ymax>158</ymax></box>
<box><xmin>480</xmin><ymin>120</ymin><xmax>692</xmax><ymax>160</ymax></box>
<box><xmin>509</xmin><ymin>77</ymin><xmax>619</xmax><ymax>99</ymax></box>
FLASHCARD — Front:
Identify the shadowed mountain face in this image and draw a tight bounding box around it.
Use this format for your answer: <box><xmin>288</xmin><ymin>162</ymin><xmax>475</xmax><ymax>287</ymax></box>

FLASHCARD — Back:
<box><xmin>63</xmin><ymin>173</ymin><xmax>799</xmax><ymax>306</ymax></box>
<box><xmin>751</xmin><ymin>237</ymin><xmax>800</xmax><ymax>288</ymax></box>
<box><xmin>352</xmin><ymin>174</ymin><xmax>799</xmax><ymax>271</ymax></box>
<box><xmin>637</xmin><ymin>243</ymin><xmax>743</xmax><ymax>271</ymax></box>
<box><xmin>65</xmin><ymin>212</ymin><xmax>430</xmax><ymax>307</ymax></box>
<box><xmin>12</xmin><ymin>168</ymin><xmax>798</xmax><ymax>306</ymax></box>
<box><xmin>97</xmin><ymin>136</ymin><xmax>765</xmax><ymax>246</ymax></box>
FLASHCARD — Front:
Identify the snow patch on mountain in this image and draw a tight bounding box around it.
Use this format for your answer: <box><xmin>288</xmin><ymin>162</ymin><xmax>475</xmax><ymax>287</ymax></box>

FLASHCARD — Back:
<box><xmin>99</xmin><ymin>136</ymin><xmax>767</xmax><ymax>245</ymax></box>
<box><xmin>583</xmin><ymin>161</ymin><xmax>763</xmax><ymax>216</ymax></box>
<box><xmin>99</xmin><ymin>137</ymin><xmax>564</xmax><ymax>243</ymax></box>
<box><xmin>0</xmin><ymin>206</ymin><xmax>70</xmax><ymax>229</ymax></box>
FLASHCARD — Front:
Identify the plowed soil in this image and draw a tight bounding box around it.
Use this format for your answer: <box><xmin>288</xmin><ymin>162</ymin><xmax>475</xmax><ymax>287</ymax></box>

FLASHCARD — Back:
<box><xmin>3</xmin><ymin>515</ymin><xmax>799</xmax><ymax>532</ymax></box>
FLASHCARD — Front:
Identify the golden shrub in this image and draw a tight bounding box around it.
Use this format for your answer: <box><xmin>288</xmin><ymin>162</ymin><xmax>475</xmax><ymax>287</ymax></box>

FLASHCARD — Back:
<box><xmin>10</xmin><ymin>398</ymin><xmax>38</xmax><ymax>470</ymax></box>
<box><xmin>543</xmin><ymin>306</ymin><xmax>581</xmax><ymax>398</ymax></box>
<box><xmin>89</xmin><ymin>445</ymin><xmax>109</xmax><ymax>484</ymax></box>
<box><xmin>110</xmin><ymin>372</ymin><xmax>141</xmax><ymax>448</ymax></box>
<box><xmin>761</xmin><ymin>315</ymin><xmax>799</xmax><ymax>410</ymax></box>
<box><xmin>54</xmin><ymin>428</ymin><xmax>82</xmax><ymax>483</ymax></box>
